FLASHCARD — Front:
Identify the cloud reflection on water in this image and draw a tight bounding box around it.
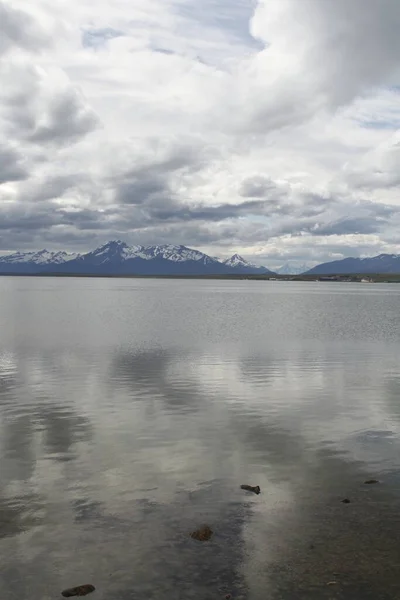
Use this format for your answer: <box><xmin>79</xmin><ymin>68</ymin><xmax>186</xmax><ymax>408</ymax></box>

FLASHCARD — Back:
<box><xmin>1</xmin><ymin>332</ymin><xmax>400</xmax><ymax>598</ymax></box>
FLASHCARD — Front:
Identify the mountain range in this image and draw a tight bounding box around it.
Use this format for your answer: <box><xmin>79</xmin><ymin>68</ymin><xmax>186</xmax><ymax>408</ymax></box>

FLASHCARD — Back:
<box><xmin>1</xmin><ymin>242</ymin><xmax>400</xmax><ymax>276</ymax></box>
<box><xmin>0</xmin><ymin>241</ymin><xmax>275</xmax><ymax>276</ymax></box>
<box><xmin>305</xmin><ymin>254</ymin><xmax>400</xmax><ymax>275</ymax></box>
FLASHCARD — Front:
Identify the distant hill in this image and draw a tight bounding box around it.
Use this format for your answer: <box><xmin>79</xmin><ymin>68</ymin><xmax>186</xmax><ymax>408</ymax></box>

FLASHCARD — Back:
<box><xmin>306</xmin><ymin>254</ymin><xmax>400</xmax><ymax>275</ymax></box>
<box><xmin>0</xmin><ymin>241</ymin><xmax>275</xmax><ymax>276</ymax></box>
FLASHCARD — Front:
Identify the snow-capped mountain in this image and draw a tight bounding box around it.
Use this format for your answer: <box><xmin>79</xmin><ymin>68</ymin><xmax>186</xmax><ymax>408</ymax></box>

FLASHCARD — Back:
<box><xmin>276</xmin><ymin>263</ymin><xmax>312</xmax><ymax>275</ymax></box>
<box><xmin>0</xmin><ymin>241</ymin><xmax>276</xmax><ymax>276</ymax></box>
<box><xmin>223</xmin><ymin>253</ymin><xmax>273</xmax><ymax>274</ymax></box>
<box><xmin>54</xmin><ymin>241</ymin><xmax>227</xmax><ymax>275</ymax></box>
<box><xmin>0</xmin><ymin>249</ymin><xmax>79</xmax><ymax>264</ymax></box>
<box><xmin>224</xmin><ymin>254</ymin><xmax>252</xmax><ymax>268</ymax></box>
<box><xmin>0</xmin><ymin>250</ymin><xmax>80</xmax><ymax>273</ymax></box>
<box><xmin>131</xmin><ymin>244</ymin><xmax>218</xmax><ymax>264</ymax></box>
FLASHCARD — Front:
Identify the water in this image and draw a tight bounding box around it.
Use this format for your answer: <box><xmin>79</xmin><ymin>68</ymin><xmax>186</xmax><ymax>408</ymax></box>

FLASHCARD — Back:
<box><xmin>1</xmin><ymin>278</ymin><xmax>400</xmax><ymax>599</ymax></box>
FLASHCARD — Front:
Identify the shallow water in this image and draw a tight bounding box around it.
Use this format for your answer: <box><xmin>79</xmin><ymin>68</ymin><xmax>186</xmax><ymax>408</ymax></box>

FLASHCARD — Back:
<box><xmin>1</xmin><ymin>278</ymin><xmax>400</xmax><ymax>599</ymax></box>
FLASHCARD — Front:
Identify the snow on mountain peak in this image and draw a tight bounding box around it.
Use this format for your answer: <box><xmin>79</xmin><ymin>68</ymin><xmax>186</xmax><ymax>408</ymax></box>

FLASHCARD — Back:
<box><xmin>0</xmin><ymin>249</ymin><xmax>80</xmax><ymax>265</ymax></box>
<box><xmin>144</xmin><ymin>244</ymin><xmax>217</xmax><ymax>263</ymax></box>
<box><xmin>83</xmin><ymin>241</ymin><xmax>220</xmax><ymax>265</ymax></box>
<box><xmin>0</xmin><ymin>241</ymin><xmax>275</xmax><ymax>274</ymax></box>
<box><xmin>96</xmin><ymin>240</ymin><xmax>127</xmax><ymax>252</ymax></box>
<box><xmin>224</xmin><ymin>253</ymin><xmax>254</xmax><ymax>267</ymax></box>
<box><xmin>119</xmin><ymin>243</ymin><xmax>218</xmax><ymax>263</ymax></box>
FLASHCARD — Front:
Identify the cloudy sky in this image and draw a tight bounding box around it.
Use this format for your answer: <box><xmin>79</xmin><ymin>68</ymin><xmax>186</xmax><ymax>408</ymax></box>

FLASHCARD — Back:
<box><xmin>1</xmin><ymin>0</ymin><xmax>400</xmax><ymax>267</ymax></box>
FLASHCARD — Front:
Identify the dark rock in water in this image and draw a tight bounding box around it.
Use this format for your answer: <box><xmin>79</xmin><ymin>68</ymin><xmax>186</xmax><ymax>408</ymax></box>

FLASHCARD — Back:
<box><xmin>190</xmin><ymin>525</ymin><xmax>213</xmax><ymax>541</ymax></box>
<box><xmin>240</xmin><ymin>484</ymin><xmax>260</xmax><ymax>495</ymax></box>
<box><xmin>364</xmin><ymin>479</ymin><xmax>379</xmax><ymax>485</ymax></box>
<box><xmin>341</xmin><ymin>498</ymin><xmax>351</xmax><ymax>504</ymax></box>
<box><xmin>61</xmin><ymin>585</ymin><xmax>95</xmax><ymax>597</ymax></box>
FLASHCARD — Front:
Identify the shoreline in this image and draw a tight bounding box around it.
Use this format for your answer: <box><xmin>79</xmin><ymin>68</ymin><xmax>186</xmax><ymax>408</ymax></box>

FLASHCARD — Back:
<box><xmin>0</xmin><ymin>272</ymin><xmax>398</xmax><ymax>283</ymax></box>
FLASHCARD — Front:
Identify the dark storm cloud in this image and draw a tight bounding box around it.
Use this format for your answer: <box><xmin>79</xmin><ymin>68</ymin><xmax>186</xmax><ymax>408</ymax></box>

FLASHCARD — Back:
<box><xmin>0</xmin><ymin>144</ymin><xmax>29</xmax><ymax>184</ymax></box>
<box><xmin>0</xmin><ymin>1</ymin><xmax>49</xmax><ymax>56</ymax></box>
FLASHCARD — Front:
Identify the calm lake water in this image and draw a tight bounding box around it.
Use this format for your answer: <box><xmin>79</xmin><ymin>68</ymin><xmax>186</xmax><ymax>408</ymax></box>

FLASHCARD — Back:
<box><xmin>1</xmin><ymin>277</ymin><xmax>400</xmax><ymax>599</ymax></box>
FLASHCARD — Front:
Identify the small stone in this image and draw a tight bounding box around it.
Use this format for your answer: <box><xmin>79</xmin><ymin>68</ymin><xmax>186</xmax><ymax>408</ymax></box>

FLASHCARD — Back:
<box><xmin>364</xmin><ymin>479</ymin><xmax>379</xmax><ymax>485</ymax></box>
<box><xmin>240</xmin><ymin>485</ymin><xmax>261</xmax><ymax>495</ymax></box>
<box><xmin>190</xmin><ymin>525</ymin><xmax>213</xmax><ymax>541</ymax></box>
<box><xmin>341</xmin><ymin>498</ymin><xmax>351</xmax><ymax>504</ymax></box>
<box><xmin>61</xmin><ymin>585</ymin><xmax>95</xmax><ymax>597</ymax></box>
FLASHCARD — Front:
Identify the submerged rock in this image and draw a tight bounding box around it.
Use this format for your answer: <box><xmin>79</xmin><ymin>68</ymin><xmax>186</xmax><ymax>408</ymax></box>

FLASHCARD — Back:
<box><xmin>240</xmin><ymin>485</ymin><xmax>261</xmax><ymax>495</ymax></box>
<box><xmin>61</xmin><ymin>585</ymin><xmax>95</xmax><ymax>597</ymax></box>
<box><xmin>190</xmin><ymin>525</ymin><xmax>213</xmax><ymax>541</ymax></box>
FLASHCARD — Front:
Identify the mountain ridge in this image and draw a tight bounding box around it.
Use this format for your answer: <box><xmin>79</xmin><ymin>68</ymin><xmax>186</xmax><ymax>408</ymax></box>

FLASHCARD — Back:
<box><xmin>305</xmin><ymin>254</ymin><xmax>400</xmax><ymax>275</ymax></box>
<box><xmin>0</xmin><ymin>241</ymin><xmax>275</xmax><ymax>276</ymax></box>
<box><xmin>2</xmin><ymin>243</ymin><xmax>399</xmax><ymax>276</ymax></box>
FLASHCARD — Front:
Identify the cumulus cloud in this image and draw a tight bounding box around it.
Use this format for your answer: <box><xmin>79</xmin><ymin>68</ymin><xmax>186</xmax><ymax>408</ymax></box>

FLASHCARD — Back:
<box><xmin>0</xmin><ymin>0</ymin><xmax>399</xmax><ymax>265</ymax></box>
<box><xmin>0</xmin><ymin>1</ymin><xmax>49</xmax><ymax>56</ymax></box>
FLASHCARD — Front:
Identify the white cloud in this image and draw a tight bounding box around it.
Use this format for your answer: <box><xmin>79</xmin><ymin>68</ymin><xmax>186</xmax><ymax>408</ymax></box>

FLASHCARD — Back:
<box><xmin>0</xmin><ymin>0</ymin><xmax>400</xmax><ymax>266</ymax></box>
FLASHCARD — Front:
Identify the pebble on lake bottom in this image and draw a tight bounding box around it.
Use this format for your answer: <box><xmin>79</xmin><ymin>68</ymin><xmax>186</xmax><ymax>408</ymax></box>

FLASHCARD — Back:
<box><xmin>190</xmin><ymin>525</ymin><xmax>213</xmax><ymax>541</ymax></box>
<box><xmin>61</xmin><ymin>585</ymin><xmax>96</xmax><ymax>597</ymax></box>
<box><xmin>240</xmin><ymin>485</ymin><xmax>261</xmax><ymax>495</ymax></box>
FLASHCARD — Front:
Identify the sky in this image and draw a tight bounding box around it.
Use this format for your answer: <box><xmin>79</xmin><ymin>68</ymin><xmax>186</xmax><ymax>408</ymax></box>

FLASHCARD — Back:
<box><xmin>1</xmin><ymin>0</ymin><xmax>400</xmax><ymax>268</ymax></box>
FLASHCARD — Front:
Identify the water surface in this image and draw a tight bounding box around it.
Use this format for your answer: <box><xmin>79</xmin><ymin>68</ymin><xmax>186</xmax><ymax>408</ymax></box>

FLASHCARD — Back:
<box><xmin>1</xmin><ymin>278</ymin><xmax>400</xmax><ymax>599</ymax></box>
